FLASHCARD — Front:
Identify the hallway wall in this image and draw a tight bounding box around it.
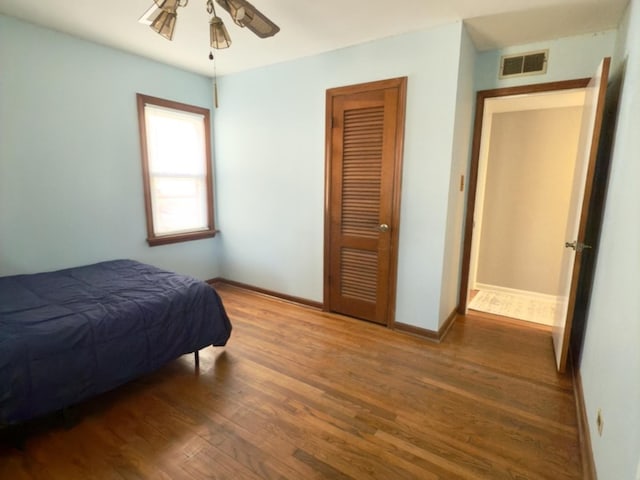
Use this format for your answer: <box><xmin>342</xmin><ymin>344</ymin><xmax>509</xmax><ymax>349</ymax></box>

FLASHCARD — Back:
<box><xmin>476</xmin><ymin>106</ymin><xmax>582</xmax><ymax>295</ymax></box>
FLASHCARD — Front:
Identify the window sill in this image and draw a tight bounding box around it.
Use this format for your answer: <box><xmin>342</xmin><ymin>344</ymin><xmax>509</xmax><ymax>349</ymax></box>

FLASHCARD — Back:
<box><xmin>147</xmin><ymin>229</ymin><xmax>218</xmax><ymax>247</ymax></box>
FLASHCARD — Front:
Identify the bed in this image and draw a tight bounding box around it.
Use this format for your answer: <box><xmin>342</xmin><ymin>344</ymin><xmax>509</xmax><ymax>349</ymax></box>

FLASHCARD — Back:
<box><xmin>0</xmin><ymin>259</ymin><xmax>232</xmax><ymax>426</ymax></box>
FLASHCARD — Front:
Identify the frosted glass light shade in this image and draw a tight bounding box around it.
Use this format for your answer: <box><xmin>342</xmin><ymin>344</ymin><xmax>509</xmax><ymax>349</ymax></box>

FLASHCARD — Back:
<box><xmin>210</xmin><ymin>16</ymin><xmax>232</xmax><ymax>49</ymax></box>
<box><xmin>150</xmin><ymin>10</ymin><xmax>177</xmax><ymax>40</ymax></box>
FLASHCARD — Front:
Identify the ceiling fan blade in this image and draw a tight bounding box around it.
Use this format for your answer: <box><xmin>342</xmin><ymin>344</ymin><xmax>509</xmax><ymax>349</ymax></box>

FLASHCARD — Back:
<box><xmin>215</xmin><ymin>0</ymin><xmax>280</xmax><ymax>38</ymax></box>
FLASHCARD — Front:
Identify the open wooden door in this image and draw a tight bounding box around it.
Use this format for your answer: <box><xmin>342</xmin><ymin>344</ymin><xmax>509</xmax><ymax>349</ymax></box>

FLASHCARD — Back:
<box><xmin>552</xmin><ymin>57</ymin><xmax>611</xmax><ymax>373</ymax></box>
<box><xmin>324</xmin><ymin>77</ymin><xmax>406</xmax><ymax>325</ymax></box>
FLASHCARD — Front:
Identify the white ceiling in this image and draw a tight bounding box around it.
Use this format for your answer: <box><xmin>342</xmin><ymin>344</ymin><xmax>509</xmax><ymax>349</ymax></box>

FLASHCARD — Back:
<box><xmin>0</xmin><ymin>0</ymin><xmax>628</xmax><ymax>77</ymax></box>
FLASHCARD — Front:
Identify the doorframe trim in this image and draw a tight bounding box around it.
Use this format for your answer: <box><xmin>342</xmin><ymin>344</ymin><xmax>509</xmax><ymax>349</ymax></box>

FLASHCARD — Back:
<box><xmin>457</xmin><ymin>78</ymin><xmax>590</xmax><ymax>314</ymax></box>
<box><xmin>323</xmin><ymin>77</ymin><xmax>408</xmax><ymax>327</ymax></box>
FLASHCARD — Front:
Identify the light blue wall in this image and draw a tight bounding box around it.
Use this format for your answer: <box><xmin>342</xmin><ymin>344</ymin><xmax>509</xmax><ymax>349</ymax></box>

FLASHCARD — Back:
<box><xmin>214</xmin><ymin>22</ymin><xmax>466</xmax><ymax>331</ymax></box>
<box><xmin>0</xmin><ymin>15</ymin><xmax>220</xmax><ymax>280</ymax></box>
<box><xmin>580</xmin><ymin>1</ymin><xmax>640</xmax><ymax>478</ymax></box>
<box><xmin>475</xmin><ymin>30</ymin><xmax>617</xmax><ymax>91</ymax></box>
<box><xmin>439</xmin><ymin>25</ymin><xmax>476</xmax><ymax>325</ymax></box>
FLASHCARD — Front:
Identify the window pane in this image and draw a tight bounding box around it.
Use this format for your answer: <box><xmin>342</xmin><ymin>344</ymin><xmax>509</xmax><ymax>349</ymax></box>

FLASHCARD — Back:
<box><xmin>151</xmin><ymin>177</ymin><xmax>208</xmax><ymax>235</ymax></box>
<box><xmin>145</xmin><ymin>106</ymin><xmax>206</xmax><ymax>176</ymax></box>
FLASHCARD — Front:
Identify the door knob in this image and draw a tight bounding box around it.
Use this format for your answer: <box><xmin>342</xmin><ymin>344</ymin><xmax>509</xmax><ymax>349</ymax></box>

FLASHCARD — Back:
<box><xmin>565</xmin><ymin>241</ymin><xmax>592</xmax><ymax>252</ymax></box>
<box><xmin>378</xmin><ymin>224</ymin><xmax>389</xmax><ymax>232</ymax></box>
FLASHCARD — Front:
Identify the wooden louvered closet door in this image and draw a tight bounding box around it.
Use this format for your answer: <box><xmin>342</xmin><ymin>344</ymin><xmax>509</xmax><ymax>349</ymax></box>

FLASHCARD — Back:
<box><xmin>325</xmin><ymin>78</ymin><xmax>407</xmax><ymax>325</ymax></box>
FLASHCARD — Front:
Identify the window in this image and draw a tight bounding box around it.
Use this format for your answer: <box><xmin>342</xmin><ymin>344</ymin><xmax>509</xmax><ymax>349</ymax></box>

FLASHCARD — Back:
<box><xmin>136</xmin><ymin>94</ymin><xmax>216</xmax><ymax>246</ymax></box>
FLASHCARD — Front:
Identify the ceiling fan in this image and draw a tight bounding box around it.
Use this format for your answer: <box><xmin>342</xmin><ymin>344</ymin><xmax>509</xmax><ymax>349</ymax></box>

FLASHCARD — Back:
<box><xmin>144</xmin><ymin>0</ymin><xmax>280</xmax><ymax>48</ymax></box>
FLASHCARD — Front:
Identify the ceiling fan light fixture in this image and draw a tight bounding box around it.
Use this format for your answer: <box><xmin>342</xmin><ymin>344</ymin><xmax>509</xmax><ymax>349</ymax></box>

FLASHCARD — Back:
<box><xmin>210</xmin><ymin>16</ymin><xmax>232</xmax><ymax>49</ymax></box>
<box><xmin>150</xmin><ymin>9</ymin><xmax>178</xmax><ymax>40</ymax></box>
<box><xmin>142</xmin><ymin>0</ymin><xmax>277</xmax><ymax>52</ymax></box>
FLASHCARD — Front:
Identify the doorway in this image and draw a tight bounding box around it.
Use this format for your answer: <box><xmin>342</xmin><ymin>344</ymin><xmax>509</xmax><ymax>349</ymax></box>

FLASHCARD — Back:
<box><xmin>467</xmin><ymin>89</ymin><xmax>587</xmax><ymax>326</ymax></box>
<box><xmin>460</xmin><ymin>58</ymin><xmax>612</xmax><ymax>372</ymax></box>
<box><xmin>323</xmin><ymin>77</ymin><xmax>407</xmax><ymax>326</ymax></box>
<box><xmin>459</xmin><ymin>79</ymin><xmax>591</xmax><ymax>325</ymax></box>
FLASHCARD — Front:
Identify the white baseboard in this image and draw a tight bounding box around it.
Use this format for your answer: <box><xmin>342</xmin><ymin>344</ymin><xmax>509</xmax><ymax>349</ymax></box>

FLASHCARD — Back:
<box><xmin>475</xmin><ymin>283</ymin><xmax>560</xmax><ymax>303</ymax></box>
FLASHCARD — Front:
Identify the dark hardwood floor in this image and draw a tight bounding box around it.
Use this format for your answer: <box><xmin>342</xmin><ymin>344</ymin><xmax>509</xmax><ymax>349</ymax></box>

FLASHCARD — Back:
<box><xmin>0</xmin><ymin>284</ymin><xmax>583</xmax><ymax>479</ymax></box>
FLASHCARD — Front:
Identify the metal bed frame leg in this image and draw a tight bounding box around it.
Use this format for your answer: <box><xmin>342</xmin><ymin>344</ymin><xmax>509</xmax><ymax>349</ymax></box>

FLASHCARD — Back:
<box><xmin>194</xmin><ymin>350</ymin><xmax>200</xmax><ymax>368</ymax></box>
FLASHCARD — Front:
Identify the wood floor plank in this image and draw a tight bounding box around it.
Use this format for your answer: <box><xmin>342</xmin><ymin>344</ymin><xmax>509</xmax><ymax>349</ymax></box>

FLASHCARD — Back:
<box><xmin>0</xmin><ymin>283</ymin><xmax>584</xmax><ymax>479</ymax></box>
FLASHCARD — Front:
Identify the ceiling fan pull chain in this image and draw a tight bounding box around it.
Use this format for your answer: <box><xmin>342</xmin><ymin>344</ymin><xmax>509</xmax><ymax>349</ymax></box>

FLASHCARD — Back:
<box><xmin>208</xmin><ymin>50</ymin><xmax>220</xmax><ymax>109</ymax></box>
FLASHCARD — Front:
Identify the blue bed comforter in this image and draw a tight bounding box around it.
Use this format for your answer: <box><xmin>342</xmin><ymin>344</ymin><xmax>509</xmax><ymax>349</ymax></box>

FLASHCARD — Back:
<box><xmin>0</xmin><ymin>259</ymin><xmax>231</xmax><ymax>425</ymax></box>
